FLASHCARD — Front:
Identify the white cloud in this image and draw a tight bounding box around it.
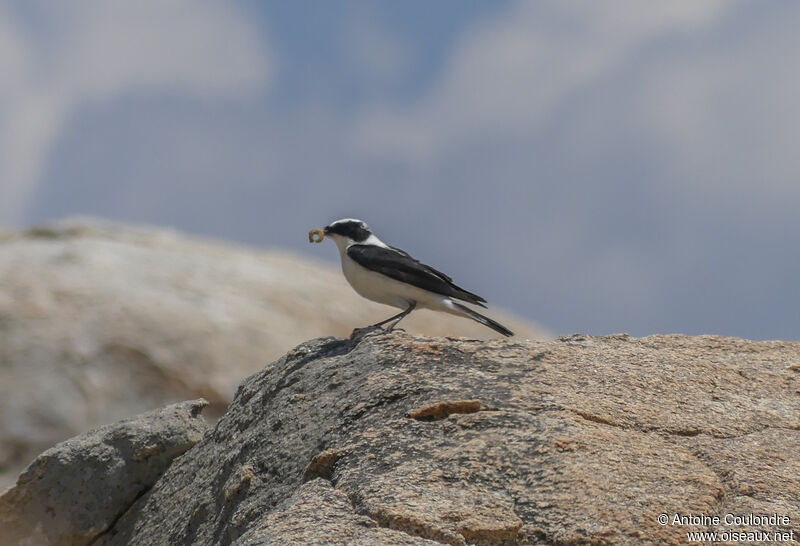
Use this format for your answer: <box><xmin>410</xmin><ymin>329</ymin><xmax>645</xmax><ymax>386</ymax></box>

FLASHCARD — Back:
<box><xmin>0</xmin><ymin>0</ymin><xmax>270</xmax><ymax>227</ymax></box>
<box><xmin>351</xmin><ymin>0</ymin><xmax>730</xmax><ymax>162</ymax></box>
<box><xmin>343</xmin><ymin>6</ymin><xmax>413</xmax><ymax>89</ymax></box>
<box><xmin>632</xmin><ymin>11</ymin><xmax>800</xmax><ymax>199</ymax></box>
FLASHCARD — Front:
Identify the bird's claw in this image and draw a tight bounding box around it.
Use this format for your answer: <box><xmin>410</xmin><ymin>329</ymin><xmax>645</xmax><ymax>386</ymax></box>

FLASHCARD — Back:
<box><xmin>350</xmin><ymin>325</ymin><xmax>386</xmax><ymax>342</ymax></box>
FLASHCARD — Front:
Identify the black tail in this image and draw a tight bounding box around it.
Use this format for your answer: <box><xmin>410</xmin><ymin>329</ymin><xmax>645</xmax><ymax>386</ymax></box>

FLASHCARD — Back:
<box><xmin>451</xmin><ymin>302</ymin><xmax>514</xmax><ymax>337</ymax></box>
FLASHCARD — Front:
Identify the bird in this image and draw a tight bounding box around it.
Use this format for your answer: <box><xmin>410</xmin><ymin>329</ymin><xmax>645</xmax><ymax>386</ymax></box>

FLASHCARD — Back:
<box><xmin>310</xmin><ymin>218</ymin><xmax>513</xmax><ymax>337</ymax></box>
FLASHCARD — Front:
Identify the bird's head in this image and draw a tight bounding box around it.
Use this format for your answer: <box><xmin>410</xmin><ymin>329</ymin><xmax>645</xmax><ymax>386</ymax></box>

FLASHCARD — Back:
<box><xmin>322</xmin><ymin>218</ymin><xmax>372</xmax><ymax>244</ymax></box>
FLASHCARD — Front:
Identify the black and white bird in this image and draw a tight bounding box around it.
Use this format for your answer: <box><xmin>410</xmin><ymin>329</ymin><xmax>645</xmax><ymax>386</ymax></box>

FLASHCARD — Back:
<box><xmin>311</xmin><ymin>218</ymin><xmax>513</xmax><ymax>337</ymax></box>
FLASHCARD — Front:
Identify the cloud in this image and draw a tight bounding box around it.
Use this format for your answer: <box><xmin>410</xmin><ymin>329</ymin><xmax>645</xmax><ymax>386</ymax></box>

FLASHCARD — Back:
<box><xmin>351</xmin><ymin>0</ymin><xmax>730</xmax><ymax>162</ymax></box>
<box><xmin>0</xmin><ymin>0</ymin><xmax>270</xmax><ymax>227</ymax></box>
<box><xmin>632</xmin><ymin>4</ymin><xmax>800</xmax><ymax>201</ymax></box>
<box><xmin>349</xmin><ymin>0</ymin><xmax>800</xmax><ymax>207</ymax></box>
<box><xmin>343</xmin><ymin>6</ymin><xmax>413</xmax><ymax>90</ymax></box>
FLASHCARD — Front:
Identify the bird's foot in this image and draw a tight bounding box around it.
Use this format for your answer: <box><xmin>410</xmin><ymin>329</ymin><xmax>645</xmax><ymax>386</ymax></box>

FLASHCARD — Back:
<box><xmin>349</xmin><ymin>325</ymin><xmax>386</xmax><ymax>343</ymax></box>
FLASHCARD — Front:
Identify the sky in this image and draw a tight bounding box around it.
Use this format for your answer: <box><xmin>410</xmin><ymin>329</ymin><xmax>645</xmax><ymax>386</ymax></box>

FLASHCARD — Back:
<box><xmin>1</xmin><ymin>0</ymin><xmax>799</xmax><ymax>340</ymax></box>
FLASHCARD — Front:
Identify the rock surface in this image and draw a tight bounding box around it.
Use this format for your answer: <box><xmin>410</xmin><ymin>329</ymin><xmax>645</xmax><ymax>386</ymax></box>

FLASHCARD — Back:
<box><xmin>0</xmin><ymin>219</ymin><xmax>547</xmax><ymax>489</ymax></box>
<box><xmin>0</xmin><ymin>399</ymin><xmax>209</xmax><ymax>546</ymax></box>
<box><xmin>76</xmin><ymin>332</ymin><xmax>800</xmax><ymax>545</ymax></box>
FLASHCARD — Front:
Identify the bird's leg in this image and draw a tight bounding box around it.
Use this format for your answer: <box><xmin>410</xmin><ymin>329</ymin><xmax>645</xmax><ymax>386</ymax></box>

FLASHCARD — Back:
<box><xmin>350</xmin><ymin>311</ymin><xmax>404</xmax><ymax>341</ymax></box>
<box><xmin>352</xmin><ymin>302</ymin><xmax>417</xmax><ymax>341</ymax></box>
<box><xmin>368</xmin><ymin>304</ymin><xmax>412</xmax><ymax>329</ymax></box>
<box><xmin>385</xmin><ymin>301</ymin><xmax>416</xmax><ymax>332</ymax></box>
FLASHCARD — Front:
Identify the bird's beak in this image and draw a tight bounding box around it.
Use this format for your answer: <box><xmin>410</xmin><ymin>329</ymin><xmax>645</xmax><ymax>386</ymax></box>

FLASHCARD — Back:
<box><xmin>323</xmin><ymin>225</ymin><xmax>331</xmax><ymax>234</ymax></box>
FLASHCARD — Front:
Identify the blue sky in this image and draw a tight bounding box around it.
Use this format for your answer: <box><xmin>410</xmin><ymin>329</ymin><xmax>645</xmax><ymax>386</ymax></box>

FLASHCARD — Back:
<box><xmin>2</xmin><ymin>0</ymin><xmax>799</xmax><ymax>339</ymax></box>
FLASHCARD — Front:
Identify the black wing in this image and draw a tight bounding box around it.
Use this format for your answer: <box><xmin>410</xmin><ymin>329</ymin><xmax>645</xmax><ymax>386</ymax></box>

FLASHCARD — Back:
<box><xmin>347</xmin><ymin>244</ymin><xmax>487</xmax><ymax>307</ymax></box>
<box><xmin>388</xmin><ymin>245</ymin><xmax>454</xmax><ymax>283</ymax></box>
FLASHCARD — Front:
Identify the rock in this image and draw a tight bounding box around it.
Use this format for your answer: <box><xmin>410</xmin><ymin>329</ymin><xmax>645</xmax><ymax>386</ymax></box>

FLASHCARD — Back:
<box><xmin>88</xmin><ymin>333</ymin><xmax>798</xmax><ymax>545</ymax></box>
<box><xmin>0</xmin><ymin>218</ymin><xmax>548</xmax><ymax>490</ymax></box>
<box><xmin>0</xmin><ymin>399</ymin><xmax>209</xmax><ymax>546</ymax></box>
<box><xmin>238</xmin><ymin>479</ymin><xmax>440</xmax><ymax>545</ymax></box>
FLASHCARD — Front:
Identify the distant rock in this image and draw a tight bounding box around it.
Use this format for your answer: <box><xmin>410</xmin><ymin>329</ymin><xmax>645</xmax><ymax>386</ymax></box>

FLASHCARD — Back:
<box><xmin>0</xmin><ymin>219</ymin><xmax>548</xmax><ymax>490</ymax></box>
<box><xmin>76</xmin><ymin>332</ymin><xmax>799</xmax><ymax>545</ymax></box>
<box><xmin>0</xmin><ymin>400</ymin><xmax>208</xmax><ymax>546</ymax></box>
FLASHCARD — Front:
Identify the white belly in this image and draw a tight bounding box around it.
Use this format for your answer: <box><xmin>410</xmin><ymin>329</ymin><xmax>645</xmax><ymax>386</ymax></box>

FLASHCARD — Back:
<box><xmin>340</xmin><ymin>253</ymin><xmax>450</xmax><ymax>312</ymax></box>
